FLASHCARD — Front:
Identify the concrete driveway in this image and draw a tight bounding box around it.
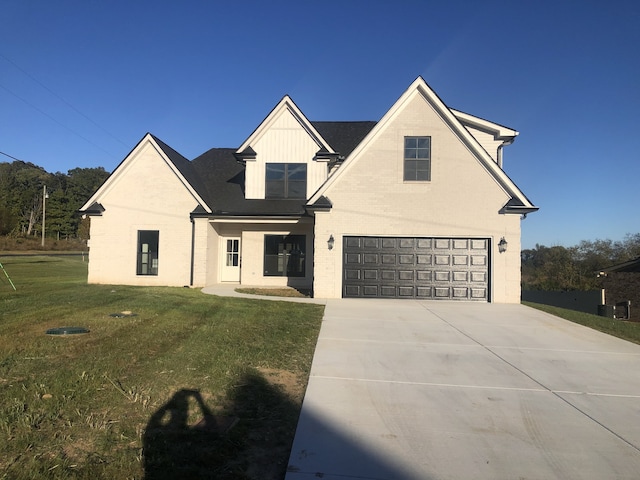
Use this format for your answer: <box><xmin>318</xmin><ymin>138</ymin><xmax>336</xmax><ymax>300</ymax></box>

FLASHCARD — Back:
<box><xmin>285</xmin><ymin>300</ymin><xmax>640</xmax><ymax>479</ymax></box>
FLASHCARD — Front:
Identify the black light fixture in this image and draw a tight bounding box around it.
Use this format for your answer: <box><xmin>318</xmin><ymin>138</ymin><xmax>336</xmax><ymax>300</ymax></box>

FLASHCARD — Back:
<box><xmin>498</xmin><ymin>237</ymin><xmax>508</xmax><ymax>253</ymax></box>
<box><xmin>327</xmin><ymin>235</ymin><xmax>335</xmax><ymax>250</ymax></box>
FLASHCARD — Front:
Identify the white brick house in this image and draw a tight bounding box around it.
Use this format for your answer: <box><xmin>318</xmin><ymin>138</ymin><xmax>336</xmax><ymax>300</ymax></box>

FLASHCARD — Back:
<box><xmin>80</xmin><ymin>77</ymin><xmax>537</xmax><ymax>302</ymax></box>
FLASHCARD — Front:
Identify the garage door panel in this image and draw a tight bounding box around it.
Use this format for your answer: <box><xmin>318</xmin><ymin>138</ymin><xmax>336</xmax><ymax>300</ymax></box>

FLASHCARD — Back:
<box><xmin>435</xmin><ymin>271</ymin><xmax>450</xmax><ymax>282</ymax></box>
<box><xmin>471</xmin><ymin>288</ymin><xmax>487</xmax><ymax>298</ymax></box>
<box><xmin>363</xmin><ymin>285</ymin><xmax>379</xmax><ymax>296</ymax></box>
<box><xmin>453</xmin><ymin>287</ymin><xmax>469</xmax><ymax>298</ymax></box>
<box><xmin>434</xmin><ymin>287</ymin><xmax>451</xmax><ymax>298</ymax></box>
<box><xmin>398</xmin><ymin>270</ymin><xmax>414</xmax><ymax>281</ymax></box>
<box><xmin>381</xmin><ymin>286</ymin><xmax>397</xmax><ymax>297</ymax></box>
<box><xmin>471</xmin><ymin>255</ymin><xmax>487</xmax><ymax>266</ymax></box>
<box><xmin>399</xmin><ymin>238</ymin><xmax>415</xmax><ymax>249</ymax></box>
<box><xmin>453</xmin><ymin>271</ymin><xmax>468</xmax><ymax>282</ymax></box>
<box><xmin>398</xmin><ymin>286</ymin><xmax>414</xmax><ymax>297</ymax></box>
<box><xmin>345</xmin><ymin>269</ymin><xmax>361</xmax><ymax>280</ymax></box>
<box><xmin>381</xmin><ymin>254</ymin><xmax>396</xmax><ymax>264</ymax></box>
<box><xmin>471</xmin><ymin>271</ymin><xmax>486</xmax><ymax>282</ymax></box>
<box><xmin>381</xmin><ymin>270</ymin><xmax>396</xmax><ymax>280</ymax></box>
<box><xmin>345</xmin><ymin>237</ymin><xmax>362</xmax><ymax>248</ymax></box>
<box><xmin>435</xmin><ymin>255</ymin><xmax>450</xmax><ymax>265</ymax></box>
<box><xmin>453</xmin><ymin>239</ymin><xmax>468</xmax><ymax>249</ymax></box>
<box><xmin>363</xmin><ymin>270</ymin><xmax>378</xmax><ymax>280</ymax></box>
<box><xmin>343</xmin><ymin>236</ymin><xmax>489</xmax><ymax>301</ymax></box>
<box><xmin>399</xmin><ymin>254</ymin><xmax>415</xmax><ymax>264</ymax></box>
<box><xmin>417</xmin><ymin>270</ymin><xmax>432</xmax><ymax>281</ymax></box>
<box><xmin>416</xmin><ymin>287</ymin><xmax>432</xmax><ymax>298</ymax></box>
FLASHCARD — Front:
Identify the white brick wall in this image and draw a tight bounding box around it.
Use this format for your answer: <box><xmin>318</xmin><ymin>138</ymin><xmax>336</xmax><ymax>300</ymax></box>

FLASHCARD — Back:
<box><xmin>312</xmin><ymin>90</ymin><xmax>523</xmax><ymax>303</ymax></box>
<box><xmin>87</xmin><ymin>142</ymin><xmax>200</xmax><ymax>287</ymax></box>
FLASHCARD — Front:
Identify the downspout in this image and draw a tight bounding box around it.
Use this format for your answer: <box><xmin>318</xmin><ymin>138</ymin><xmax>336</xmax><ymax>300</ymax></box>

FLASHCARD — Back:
<box><xmin>189</xmin><ymin>217</ymin><xmax>195</xmax><ymax>287</ymax></box>
<box><xmin>497</xmin><ymin>145</ymin><xmax>504</xmax><ymax>169</ymax></box>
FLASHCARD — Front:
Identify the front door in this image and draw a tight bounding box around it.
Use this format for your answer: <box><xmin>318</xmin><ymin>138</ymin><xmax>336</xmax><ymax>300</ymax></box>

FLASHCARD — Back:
<box><xmin>220</xmin><ymin>237</ymin><xmax>241</xmax><ymax>282</ymax></box>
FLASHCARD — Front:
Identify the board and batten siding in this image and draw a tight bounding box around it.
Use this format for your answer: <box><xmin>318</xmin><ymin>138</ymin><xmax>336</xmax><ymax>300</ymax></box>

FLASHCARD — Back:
<box><xmin>244</xmin><ymin>107</ymin><xmax>328</xmax><ymax>199</ymax></box>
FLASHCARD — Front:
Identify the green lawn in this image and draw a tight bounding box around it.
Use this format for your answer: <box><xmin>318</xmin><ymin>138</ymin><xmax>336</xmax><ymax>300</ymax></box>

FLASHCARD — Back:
<box><xmin>0</xmin><ymin>256</ymin><xmax>324</xmax><ymax>479</ymax></box>
<box><xmin>523</xmin><ymin>301</ymin><xmax>640</xmax><ymax>345</ymax></box>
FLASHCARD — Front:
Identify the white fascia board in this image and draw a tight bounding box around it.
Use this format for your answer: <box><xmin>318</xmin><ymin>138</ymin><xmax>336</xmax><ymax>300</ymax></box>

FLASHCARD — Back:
<box><xmin>210</xmin><ymin>216</ymin><xmax>310</xmax><ymax>224</ymax></box>
<box><xmin>235</xmin><ymin>95</ymin><xmax>335</xmax><ymax>156</ymax></box>
<box><xmin>308</xmin><ymin>77</ymin><xmax>536</xmax><ymax>211</ymax></box>
<box><xmin>80</xmin><ymin>133</ymin><xmax>212</xmax><ymax>213</ymax></box>
<box><xmin>451</xmin><ymin>109</ymin><xmax>519</xmax><ymax>141</ymax></box>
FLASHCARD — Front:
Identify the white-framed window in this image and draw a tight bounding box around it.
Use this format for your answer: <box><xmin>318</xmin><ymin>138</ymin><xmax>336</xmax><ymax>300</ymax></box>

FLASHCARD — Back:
<box><xmin>404</xmin><ymin>136</ymin><xmax>431</xmax><ymax>181</ymax></box>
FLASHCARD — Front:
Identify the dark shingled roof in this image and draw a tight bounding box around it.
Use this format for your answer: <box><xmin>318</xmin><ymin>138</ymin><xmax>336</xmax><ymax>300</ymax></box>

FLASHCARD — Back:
<box><xmin>601</xmin><ymin>257</ymin><xmax>640</xmax><ymax>273</ymax></box>
<box><xmin>190</xmin><ymin>148</ymin><xmax>307</xmax><ymax>216</ymax></box>
<box><xmin>150</xmin><ymin>135</ymin><xmax>211</xmax><ymax>202</ymax></box>
<box><xmin>147</xmin><ymin>121</ymin><xmax>377</xmax><ymax>217</ymax></box>
<box><xmin>311</xmin><ymin>121</ymin><xmax>377</xmax><ymax>158</ymax></box>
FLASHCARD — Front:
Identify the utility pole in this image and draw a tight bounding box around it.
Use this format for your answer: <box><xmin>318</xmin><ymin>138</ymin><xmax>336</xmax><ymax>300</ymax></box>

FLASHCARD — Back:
<box><xmin>41</xmin><ymin>185</ymin><xmax>48</xmax><ymax>248</ymax></box>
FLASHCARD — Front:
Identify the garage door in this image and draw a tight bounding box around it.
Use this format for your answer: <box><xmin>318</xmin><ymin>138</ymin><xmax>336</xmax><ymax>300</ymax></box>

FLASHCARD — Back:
<box><xmin>343</xmin><ymin>236</ymin><xmax>489</xmax><ymax>300</ymax></box>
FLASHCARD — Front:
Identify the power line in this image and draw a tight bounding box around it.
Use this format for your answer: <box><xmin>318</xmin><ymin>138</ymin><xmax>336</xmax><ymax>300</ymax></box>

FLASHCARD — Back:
<box><xmin>0</xmin><ymin>82</ymin><xmax>117</xmax><ymax>159</ymax></box>
<box><xmin>0</xmin><ymin>150</ymin><xmax>24</xmax><ymax>162</ymax></box>
<box><xmin>0</xmin><ymin>52</ymin><xmax>129</xmax><ymax>148</ymax></box>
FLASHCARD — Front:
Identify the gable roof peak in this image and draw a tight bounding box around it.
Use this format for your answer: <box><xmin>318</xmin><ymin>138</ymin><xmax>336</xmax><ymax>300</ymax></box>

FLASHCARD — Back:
<box><xmin>235</xmin><ymin>93</ymin><xmax>335</xmax><ymax>156</ymax></box>
<box><xmin>308</xmin><ymin>76</ymin><xmax>537</xmax><ymax>214</ymax></box>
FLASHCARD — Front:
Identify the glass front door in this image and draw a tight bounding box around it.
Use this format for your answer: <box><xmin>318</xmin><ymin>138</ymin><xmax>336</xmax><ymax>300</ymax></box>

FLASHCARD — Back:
<box><xmin>220</xmin><ymin>237</ymin><xmax>241</xmax><ymax>282</ymax></box>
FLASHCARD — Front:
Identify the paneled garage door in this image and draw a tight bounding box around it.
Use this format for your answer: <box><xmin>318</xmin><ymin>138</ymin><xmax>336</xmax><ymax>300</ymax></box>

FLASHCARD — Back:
<box><xmin>343</xmin><ymin>236</ymin><xmax>489</xmax><ymax>300</ymax></box>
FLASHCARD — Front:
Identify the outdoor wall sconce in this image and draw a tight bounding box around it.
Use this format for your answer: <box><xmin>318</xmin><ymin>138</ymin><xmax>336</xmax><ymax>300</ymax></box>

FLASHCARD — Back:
<box><xmin>498</xmin><ymin>237</ymin><xmax>508</xmax><ymax>253</ymax></box>
<box><xmin>327</xmin><ymin>235</ymin><xmax>335</xmax><ymax>250</ymax></box>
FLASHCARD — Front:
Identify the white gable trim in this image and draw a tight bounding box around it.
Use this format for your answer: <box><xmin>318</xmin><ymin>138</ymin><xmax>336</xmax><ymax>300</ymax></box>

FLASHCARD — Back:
<box><xmin>308</xmin><ymin>77</ymin><xmax>536</xmax><ymax>212</ymax></box>
<box><xmin>80</xmin><ymin>133</ymin><xmax>212</xmax><ymax>213</ymax></box>
<box><xmin>236</xmin><ymin>95</ymin><xmax>335</xmax><ymax>157</ymax></box>
<box><xmin>451</xmin><ymin>109</ymin><xmax>518</xmax><ymax>143</ymax></box>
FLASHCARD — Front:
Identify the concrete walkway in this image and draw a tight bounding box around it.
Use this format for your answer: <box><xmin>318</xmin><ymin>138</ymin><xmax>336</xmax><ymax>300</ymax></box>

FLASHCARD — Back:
<box><xmin>201</xmin><ymin>284</ymin><xmax>326</xmax><ymax>304</ymax></box>
<box><xmin>285</xmin><ymin>299</ymin><xmax>640</xmax><ymax>479</ymax></box>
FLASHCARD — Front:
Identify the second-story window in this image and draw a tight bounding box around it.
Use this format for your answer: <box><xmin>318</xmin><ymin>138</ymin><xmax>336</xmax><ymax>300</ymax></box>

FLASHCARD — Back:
<box><xmin>404</xmin><ymin>136</ymin><xmax>431</xmax><ymax>181</ymax></box>
<box><xmin>266</xmin><ymin>163</ymin><xmax>307</xmax><ymax>199</ymax></box>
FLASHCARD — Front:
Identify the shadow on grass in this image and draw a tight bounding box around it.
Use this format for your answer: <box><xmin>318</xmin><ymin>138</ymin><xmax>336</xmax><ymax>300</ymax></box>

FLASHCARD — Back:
<box><xmin>143</xmin><ymin>370</ymin><xmax>421</xmax><ymax>480</ymax></box>
<box><xmin>143</xmin><ymin>370</ymin><xmax>299</xmax><ymax>479</ymax></box>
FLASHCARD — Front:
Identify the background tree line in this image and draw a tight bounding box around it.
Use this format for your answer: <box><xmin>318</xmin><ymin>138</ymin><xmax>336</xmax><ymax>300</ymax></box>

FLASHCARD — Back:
<box><xmin>522</xmin><ymin>233</ymin><xmax>640</xmax><ymax>291</ymax></box>
<box><xmin>0</xmin><ymin>160</ymin><xmax>109</xmax><ymax>241</ymax></box>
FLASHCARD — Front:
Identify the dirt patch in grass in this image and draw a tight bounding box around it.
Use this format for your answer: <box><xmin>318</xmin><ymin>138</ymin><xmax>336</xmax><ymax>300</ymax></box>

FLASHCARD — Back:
<box><xmin>235</xmin><ymin>287</ymin><xmax>310</xmax><ymax>298</ymax></box>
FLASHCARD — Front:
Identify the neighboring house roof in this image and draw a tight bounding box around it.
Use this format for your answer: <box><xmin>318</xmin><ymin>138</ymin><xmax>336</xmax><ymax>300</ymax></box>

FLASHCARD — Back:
<box><xmin>600</xmin><ymin>257</ymin><xmax>640</xmax><ymax>273</ymax></box>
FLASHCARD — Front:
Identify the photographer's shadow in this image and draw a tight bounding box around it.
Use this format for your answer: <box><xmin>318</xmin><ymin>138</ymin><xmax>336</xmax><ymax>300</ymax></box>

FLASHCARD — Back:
<box><xmin>143</xmin><ymin>389</ymin><xmax>237</xmax><ymax>479</ymax></box>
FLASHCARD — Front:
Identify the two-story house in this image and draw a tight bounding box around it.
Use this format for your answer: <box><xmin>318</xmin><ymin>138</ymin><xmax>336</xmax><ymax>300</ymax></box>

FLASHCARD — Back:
<box><xmin>80</xmin><ymin>77</ymin><xmax>537</xmax><ymax>302</ymax></box>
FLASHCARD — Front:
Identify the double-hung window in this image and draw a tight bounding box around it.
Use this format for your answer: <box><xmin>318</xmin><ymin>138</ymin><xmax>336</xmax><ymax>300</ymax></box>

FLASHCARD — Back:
<box><xmin>264</xmin><ymin>234</ymin><xmax>306</xmax><ymax>277</ymax></box>
<box><xmin>404</xmin><ymin>136</ymin><xmax>431</xmax><ymax>181</ymax></box>
<box><xmin>265</xmin><ymin>163</ymin><xmax>307</xmax><ymax>199</ymax></box>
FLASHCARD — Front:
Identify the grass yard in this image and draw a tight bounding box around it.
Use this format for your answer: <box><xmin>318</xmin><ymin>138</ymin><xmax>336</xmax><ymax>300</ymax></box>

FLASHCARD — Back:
<box><xmin>523</xmin><ymin>301</ymin><xmax>640</xmax><ymax>345</ymax></box>
<box><xmin>0</xmin><ymin>255</ymin><xmax>324</xmax><ymax>479</ymax></box>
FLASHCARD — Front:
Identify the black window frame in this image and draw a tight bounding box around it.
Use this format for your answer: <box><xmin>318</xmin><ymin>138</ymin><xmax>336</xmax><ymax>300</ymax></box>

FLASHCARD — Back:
<box><xmin>137</xmin><ymin>230</ymin><xmax>159</xmax><ymax>276</ymax></box>
<box><xmin>263</xmin><ymin>234</ymin><xmax>306</xmax><ymax>277</ymax></box>
<box><xmin>404</xmin><ymin>136</ymin><xmax>431</xmax><ymax>181</ymax></box>
<box><xmin>265</xmin><ymin>163</ymin><xmax>307</xmax><ymax>199</ymax></box>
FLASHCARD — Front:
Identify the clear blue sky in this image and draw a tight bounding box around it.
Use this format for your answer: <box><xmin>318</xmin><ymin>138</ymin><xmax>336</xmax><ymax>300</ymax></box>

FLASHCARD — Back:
<box><xmin>1</xmin><ymin>0</ymin><xmax>638</xmax><ymax>249</ymax></box>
